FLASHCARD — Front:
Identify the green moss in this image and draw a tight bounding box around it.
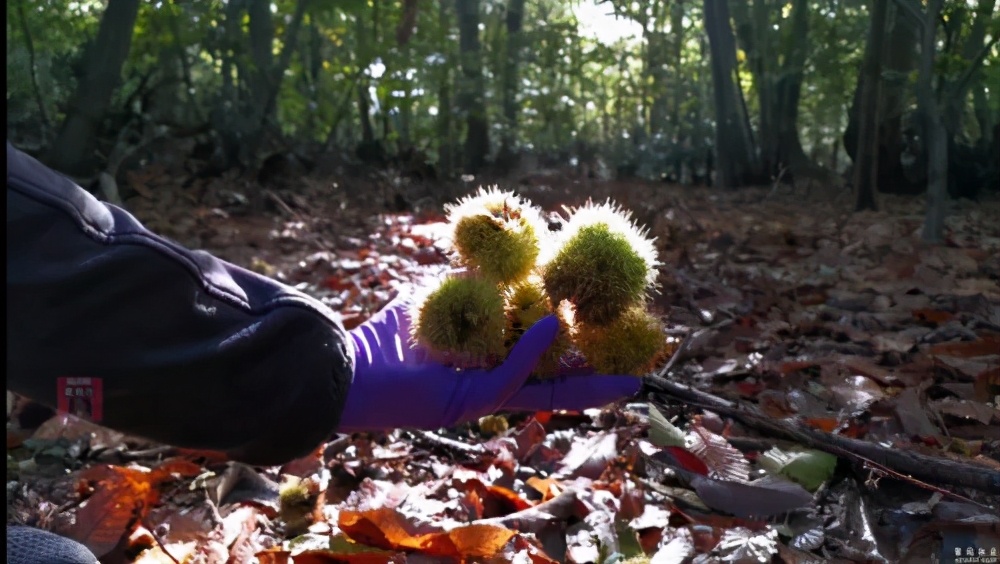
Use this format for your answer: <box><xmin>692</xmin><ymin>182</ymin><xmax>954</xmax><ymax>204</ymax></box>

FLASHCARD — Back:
<box><xmin>279</xmin><ymin>477</ymin><xmax>315</xmax><ymax>537</ymax></box>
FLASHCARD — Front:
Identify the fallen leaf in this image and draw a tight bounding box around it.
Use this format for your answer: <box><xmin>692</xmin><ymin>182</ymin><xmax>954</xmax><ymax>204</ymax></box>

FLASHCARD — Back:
<box><xmin>65</xmin><ymin>464</ymin><xmax>173</xmax><ymax>557</ymax></box>
<box><xmin>894</xmin><ymin>387</ymin><xmax>941</xmax><ymax>441</ymax></box>
<box><xmin>689</xmin><ymin>474</ymin><xmax>813</xmax><ymax>518</ymax></box>
<box><xmin>338</xmin><ymin>507</ymin><xmax>519</xmax><ymax>560</ymax></box>
<box><xmin>759</xmin><ymin>448</ymin><xmax>838</xmax><ymax>492</ymax></box>
<box><xmin>930</xmin><ymin>397</ymin><xmax>998</xmax><ymax>425</ymax></box>
<box><xmin>525</xmin><ymin>476</ymin><xmax>562</xmax><ymax>501</ymax></box>
<box><xmin>555</xmin><ymin>431</ymin><xmax>618</xmax><ymax>479</ymax></box>
<box><xmin>687</xmin><ymin>424</ymin><xmax>749</xmax><ymax>483</ymax></box>
<box><xmin>912</xmin><ymin>308</ymin><xmax>955</xmax><ymax>325</ymax></box>
<box><xmin>929</xmin><ymin>335</ymin><xmax>1000</xmax><ymax>358</ymax></box>
<box><xmin>648</xmin><ymin>404</ymin><xmax>686</xmax><ymax>448</ymax></box>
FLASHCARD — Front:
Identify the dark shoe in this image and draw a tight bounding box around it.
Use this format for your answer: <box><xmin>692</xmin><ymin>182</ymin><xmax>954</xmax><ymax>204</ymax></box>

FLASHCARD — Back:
<box><xmin>6</xmin><ymin>526</ymin><xmax>99</xmax><ymax>564</ymax></box>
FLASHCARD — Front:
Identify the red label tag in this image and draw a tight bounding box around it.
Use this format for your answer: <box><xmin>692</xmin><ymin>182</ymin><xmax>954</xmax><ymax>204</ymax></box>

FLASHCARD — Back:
<box><xmin>57</xmin><ymin>377</ymin><xmax>103</xmax><ymax>422</ymax></box>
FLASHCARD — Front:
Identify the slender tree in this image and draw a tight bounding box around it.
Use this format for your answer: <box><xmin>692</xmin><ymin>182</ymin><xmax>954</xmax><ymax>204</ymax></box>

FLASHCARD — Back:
<box><xmin>456</xmin><ymin>0</ymin><xmax>490</xmax><ymax>173</ymax></box>
<box><xmin>910</xmin><ymin>0</ymin><xmax>948</xmax><ymax>242</ymax></box>
<box><xmin>498</xmin><ymin>0</ymin><xmax>526</xmax><ymax>166</ymax></box>
<box><xmin>437</xmin><ymin>0</ymin><xmax>457</xmax><ymax>177</ymax></box>
<box><xmin>703</xmin><ymin>0</ymin><xmax>762</xmax><ymax>188</ymax></box>
<box><xmin>851</xmin><ymin>0</ymin><xmax>889</xmax><ymax>211</ymax></box>
<box><xmin>44</xmin><ymin>0</ymin><xmax>141</xmax><ymax>175</ymax></box>
<box><xmin>844</xmin><ymin>2</ymin><xmax>920</xmax><ymax>195</ymax></box>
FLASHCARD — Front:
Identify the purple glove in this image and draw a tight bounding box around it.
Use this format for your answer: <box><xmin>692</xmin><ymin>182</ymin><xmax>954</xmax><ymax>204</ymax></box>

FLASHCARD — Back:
<box><xmin>337</xmin><ymin>293</ymin><xmax>641</xmax><ymax>432</ymax></box>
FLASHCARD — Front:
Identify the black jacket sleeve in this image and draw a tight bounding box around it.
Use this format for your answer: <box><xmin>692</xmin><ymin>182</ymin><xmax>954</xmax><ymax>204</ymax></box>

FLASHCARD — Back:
<box><xmin>6</xmin><ymin>143</ymin><xmax>354</xmax><ymax>465</ymax></box>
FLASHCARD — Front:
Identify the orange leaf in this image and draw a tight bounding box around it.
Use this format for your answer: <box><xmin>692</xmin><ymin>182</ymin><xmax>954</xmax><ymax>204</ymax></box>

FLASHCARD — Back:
<box><xmin>525</xmin><ymin>476</ymin><xmax>562</xmax><ymax>501</ymax></box>
<box><xmin>339</xmin><ymin>508</ymin><xmax>520</xmax><ymax>560</ymax></box>
<box><xmin>68</xmin><ymin>466</ymin><xmax>157</xmax><ymax>557</ymax></box>
<box><xmin>803</xmin><ymin>417</ymin><xmax>839</xmax><ymax>433</ymax></box>
<box><xmin>433</xmin><ymin>524</ymin><xmax>517</xmax><ymax>558</ymax></box>
<box><xmin>255</xmin><ymin>549</ymin><xmax>292</xmax><ymax>564</ymax></box>
<box><xmin>66</xmin><ymin>459</ymin><xmax>200</xmax><ymax>558</ymax></box>
<box><xmin>149</xmin><ymin>458</ymin><xmax>203</xmax><ymax>483</ymax></box>
<box><xmin>338</xmin><ymin>508</ymin><xmax>432</xmax><ymax>551</ymax></box>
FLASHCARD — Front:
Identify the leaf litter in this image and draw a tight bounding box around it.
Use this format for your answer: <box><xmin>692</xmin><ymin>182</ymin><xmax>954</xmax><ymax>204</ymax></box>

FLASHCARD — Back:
<box><xmin>6</xmin><ymin>172</ymin><xmax>1000</xmax><ymax>562</ymax></box>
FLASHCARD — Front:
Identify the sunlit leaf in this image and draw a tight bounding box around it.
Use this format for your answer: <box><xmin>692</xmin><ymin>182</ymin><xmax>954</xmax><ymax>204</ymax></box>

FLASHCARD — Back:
<box><xmin>759</xmin><ymin>448</ymin><xmax>838</xmax><ymax>492</ymax></box>
<box><xmin>648</xmin><ymin>404</ymin><xmax>685</xmax><ymax>448</ymax></box>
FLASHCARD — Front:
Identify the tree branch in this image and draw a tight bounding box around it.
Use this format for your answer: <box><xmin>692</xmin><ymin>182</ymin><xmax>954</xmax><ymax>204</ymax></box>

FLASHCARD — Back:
<box><xmin>16</xmin><ymin>0</ymin><xmax>51</xmax><ymax>138</ymax></box>
<box><xmin>643</xmin><ymin>373</ymin><xmax>1000</xmax><ymax>494</ymax></box>
<box><xmin>950</xmin><ymin>36</ymin><xmax>1000</xmax><ymax>97</ymax></box>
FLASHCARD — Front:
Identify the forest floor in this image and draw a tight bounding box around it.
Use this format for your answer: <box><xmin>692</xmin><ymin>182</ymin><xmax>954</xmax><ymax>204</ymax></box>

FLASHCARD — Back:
<box><xmin>7</xmin><ymin>166</ymin><xmax>1000</xmax><ymax>564</ymax></box>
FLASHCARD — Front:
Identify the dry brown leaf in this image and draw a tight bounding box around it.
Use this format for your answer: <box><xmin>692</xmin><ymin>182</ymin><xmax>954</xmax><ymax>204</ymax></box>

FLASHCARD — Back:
<box><xmin>929</xmin><ymin>334</ymin><xmax>1000</xmax><ymax>357</ymax></box>
<box><xmin>930</xmin><ymin>397</ymin><xmax>999</xmax><ymax>425</ymax></box>
<box><xmin>974</xmin><ymin>366</ymin><xmax>1000</xmax><ymax>402</ymax></box>
<box><xmin>894</xmin><ymin>387</ymin><xmax>941</xmax><ymax>440</ymax></box>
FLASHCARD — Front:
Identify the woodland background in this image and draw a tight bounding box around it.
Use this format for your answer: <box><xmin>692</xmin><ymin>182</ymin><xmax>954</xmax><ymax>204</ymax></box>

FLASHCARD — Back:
<box><xmin>6</xmin><ymin>0</ymin><xmax>1000</xmax><ymax>223</ymax></box>
<box><xmin>6</xmin><ymin>1</ymin><xmax>1000</xmax><ymax>563</ymax></box>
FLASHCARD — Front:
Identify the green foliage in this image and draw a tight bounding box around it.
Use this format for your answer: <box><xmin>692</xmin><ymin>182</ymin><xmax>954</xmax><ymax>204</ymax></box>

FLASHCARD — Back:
<box><xmin>5</xmin><ymin>0</ymin><xmax>997</xmax><ymax>175</ymax></box>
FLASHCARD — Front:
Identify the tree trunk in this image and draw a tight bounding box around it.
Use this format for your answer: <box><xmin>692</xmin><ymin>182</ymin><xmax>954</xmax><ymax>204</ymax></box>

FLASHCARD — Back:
<box><xmin>730</xmin><ymin>0</ymin><xmax>775</xmax><ymax>170</ymax></box>
<box><xmin>918</xmin><ymin>0</ymin><xmax>948</xmax><ymax>243</ymax></box>
<box><xmin>44</xmin><ymin>0</ymin><xmax>141</xmax><ymax>176</ymax></box>
<box><xmin>703</xmin><ymin>0</ymin><xmax>762</xmax><ymax>188</ymax></box>
<box><xmin>436</xmin><ymin>0</ymin><xmax>456</xmax><ymax>178</ymax></box>
<box><xmin>255</xmin><ymin>0</ymin><xmax>310</xmax><ymax>131</ymax></box>
<box><xmin>852</xmin><ymin>0</ymin><xmax>889</xmax><ymax>211</ymax></box>
<box><xmin>166</xmin><ymin>3</ymin><xmax>203</xmax><ymax>126</ymax></box>
<box><xmin>669</xmin><ymin>1</ymin><xmax>685</xmax><ymax>134</ymax></box>
<box><xmin>946</xmin><ymin>0</ymin><xmax>996</xmax><ymax>137</ymax></box>
<box><xmin>774</xmin><ymin>0</ymin><xmax>813</xmax><ymax>173</ymax></box>
<box><xmin>456</xmin><ymin>0</ymin><xmax>490</xmax><ymax>174</ymax></box>
<box><xmin>498</xmin><ymin>0</ymin><xmax>526</xmax><ymax>166</ymax></box>
<box><xmin>207</xmin><ymin>0</ymin><xmax>252</xmax><ymax>172</ymax></box>
<box><xmin>248</xmin><ymin>0</ymin><xmax>276</xmax><ymax>115</ymax></box>
<box><xmin>844</xmin><ymin>2</ymin><xmax>920</xmax><ymax>195</ymax></box>
<box><xmin>646</xmin><ymin>29</ymin><xmax>670</xmax><ymax>138</ymax></box>
<box><xmin>355</xmin><ymin>9</ymin><xmax>376</xmax><ymax>148</ymax></box>
<box><xmin>16</xmin><ymin>0</ymin><xmax>52</xmax><ymax>141</ymax></box>
<box><xmin>732</xmin><ymin>0</ymin><xmax>820</xmax><ymax>180</ymax></box>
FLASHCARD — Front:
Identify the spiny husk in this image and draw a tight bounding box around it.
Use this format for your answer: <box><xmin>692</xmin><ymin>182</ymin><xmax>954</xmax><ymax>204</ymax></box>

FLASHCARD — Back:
<box><xmin>503</xmin><ymin>277</ymin><xmax>572</xmax><ymax>377</ymax></box>
<box><xmin>447</xmin><ymin>186</ymin><xmax>546</xmax><ymax>284</ymax></box>
<box><xmin>411</xmin><ymin>275</ymin><xmax>507</xmax><ymax>366</ymax></box>
<box><xmin>542</xmin><ymin>200</ymin><xmax>658</xmax><ymax>324</ymax></box>
<box><xmin>574</xmin><ymin>306</ymin><xmax>667</xmax><ymax>376</ymax></box>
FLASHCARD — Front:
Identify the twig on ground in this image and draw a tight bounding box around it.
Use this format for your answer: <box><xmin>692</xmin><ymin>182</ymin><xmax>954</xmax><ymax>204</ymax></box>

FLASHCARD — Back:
<box><xmin>263</xmin><ymin>189</ymin><xmax>303</xmax><ymax>220</ymax></box>
<box><xmin>409</xmin><ymin>430</ymin><xmax>486</xmax><ymax>460</ymax></box>
<box><xmin>140</xmin><ymin>515</ymin><xmax>182</xmax><ymax>564</ymax></box>
<box><xmin>643</xmin><ymin>373</ymin><xmax>1000</xmax><ymax>496</ymax></box>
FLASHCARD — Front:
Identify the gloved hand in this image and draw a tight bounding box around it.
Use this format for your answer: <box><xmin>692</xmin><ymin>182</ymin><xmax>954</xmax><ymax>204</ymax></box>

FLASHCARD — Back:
<box><xmin>337</xmin><ymin>292</ymin><xmax>642</xmax><ymax>432</ymax></box>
